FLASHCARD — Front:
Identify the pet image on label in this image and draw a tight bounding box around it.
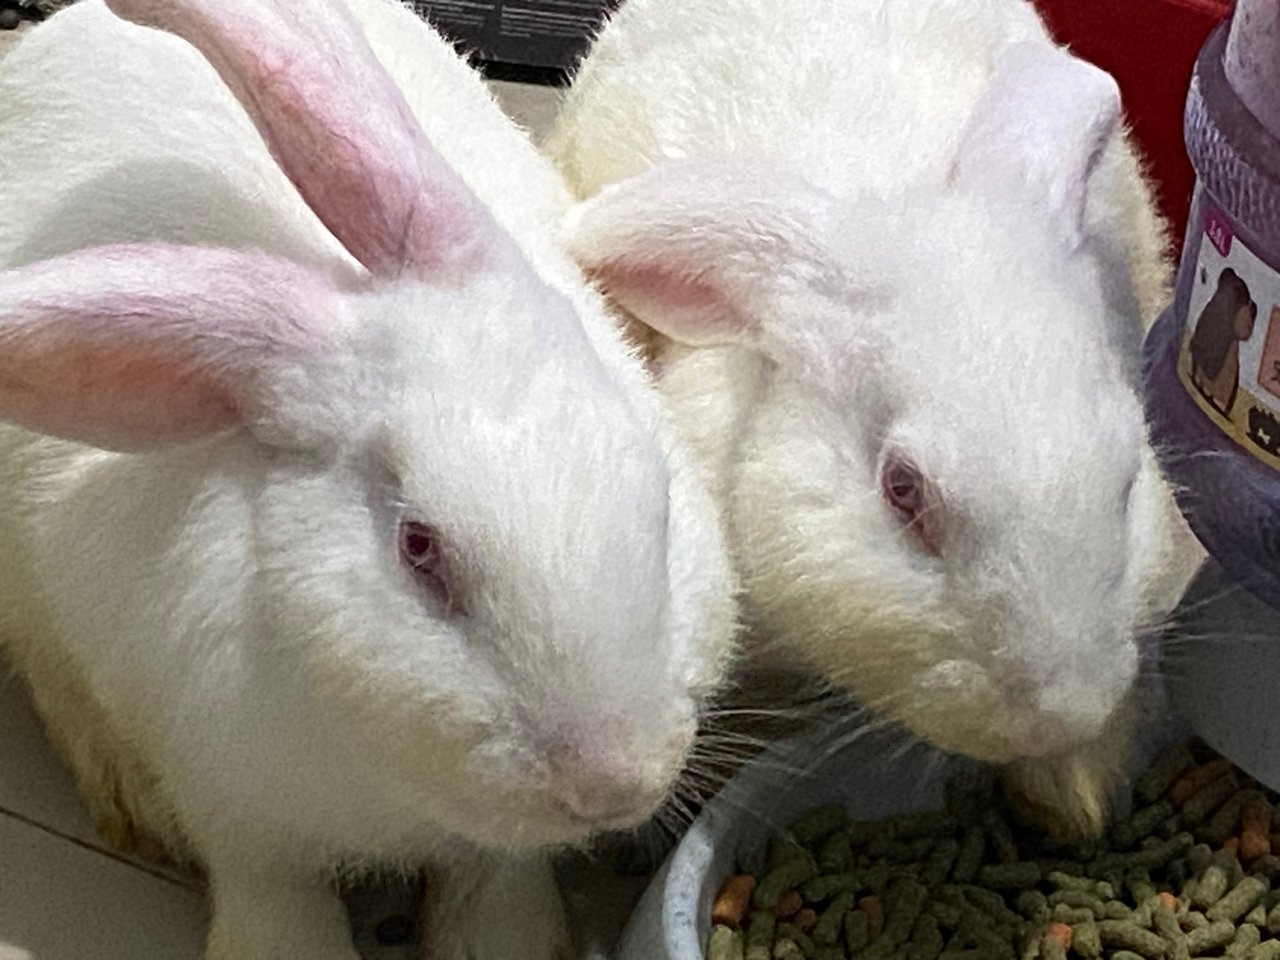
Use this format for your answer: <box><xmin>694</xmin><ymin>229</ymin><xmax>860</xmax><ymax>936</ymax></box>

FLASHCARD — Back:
<box><xmin>1188</xmin><ymin>267</ymin><xmax>1259</xmax><ymax>415</ymax></box>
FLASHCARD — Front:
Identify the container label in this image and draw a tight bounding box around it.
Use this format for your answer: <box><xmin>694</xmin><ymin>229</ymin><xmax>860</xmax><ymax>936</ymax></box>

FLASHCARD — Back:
<box><xmin>1179</xmin><ymin>188</ymin><xmax>1280</xmax><ymax>466</ymax></box>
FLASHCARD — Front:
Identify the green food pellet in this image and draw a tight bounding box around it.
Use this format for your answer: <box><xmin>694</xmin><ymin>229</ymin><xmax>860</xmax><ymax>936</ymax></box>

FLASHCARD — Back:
<box><xmin>813</xmin><ymin>892</ymin><xmax>855</xmax><ymax>945</ymax></box>
<box><xmin>1104</xmin><ymin>902</ymin><xmax>1135</xmax><ymax>922</ymax></box>
<box><xmin>907</xmin><ymin>912</ymin><xmax>946</xmax><ymax>960</ymax></box>
<box><xmin>1048</xmin><ymin>872</ymin><xmax>1098</xmax><ymax>892</ymax></box>
<box><xmin>939</xmin><ymin>951</ymin><xmax>1007</xmax><ymax>960</ymax></box>
<box><xmin>1015</xmin><ymin>891</ymin><xmax>1048</xmax><ymax>920</ymax></box>
<box><xmin>923</xmin><ymin>840</ymin><xmax>961</xmax><ymax>888</ymax></box>
<box><xmin>1188</xmin><ymin>844</ymin><xmax>1214</xmax><ymax>875</ymax></box>
<box><xmin>1151</xmin><ymin>901</ymin><xmax>1189</xmax><ymax>960</ymax></box>
<box><xmin>1157</xmin><ymin>814</ymin><xmax>1185</xmax><ymax>840</ymax></box>
<box><xmin>1252</xmin><ymin>856</ymin><xmax>1280</xmax><ymax>882</ymax></box>
<box><xmin>792</xmin><ymin>806</ymin><xmax>850</xmax><ymax>847</ymax></box>
<box><xmin>1186</xmin><ymin>919</ymin><xmax>1236</xmax><ymax>954</ymax></box>
<box><xmin>930</xmin><ymin>901</ymin><xmax>965</xmax><ymax>929</ymax></box>
<box><xmin>1074</xmin><ymin>920</ymin><xmax>1103</xmax><ymax>959</ymax></box>
<box><xmin>755</xmin><ymin>857</ymin><xmax>820</xmax><ymax>909</ymax></box>
<box><xmin>845</xmin><ymin>910</ymin><xmax>871</xmax><ymax>953</ymax></box>
<box><xmin>1245</xmin><ymin>902</ymin><xmax>1269</xmax><ymax>927</ymax></box>
<box><xmin>959</xmin><ymin>886</ymin><xmax>1023</xmax><ymax>929</ymax></box>
<box><xmin>1225</xmin><ymin>924</ymin><xmax>1262</xmax><ymax>958</ymax></box>
<box><xmin>1189</xmin><ymin>864</ymin><xmax>1231</xmax><ymax>910</ymax></box>
<box><xmin>772</xmin><ymin>938</ymin><xmax>804</xmax><ymax>960</ymax></box>
<box><xmin>802</xmin><ymin>873</ymin><xmax>862</xmax><ymax>903</ymax></box>
<box><xmin>1180</xmin><ymin>911</ymin><xmax>1208</xmax><ymax>932</ymax></box>
<box><xmin>775</xmin><ymin>923</ymin><xmax>815</xmax><ymax>955</ymax></box>
<box><xmin>953</xmin><ymin>828</ymin><xmax>986</xmax><ymax>885</ymax></box>
<box><xmin>1114</xmin><ymin>801</ymin><xmax>1177</xmax><ymax>849</ymax></box>
<box><xmin>1201</xmin><ymin>789</ymin><xmax>1264</xmax><ymax>844</ymax></box>
<box><xmin>1207</xmin><ymin>877</ymin><xmax>1268</xmax><ymax>923</ymax></box>
<box><xmin>812</xmin><ymin>948</ymin><xmax>844</xmax><ymax>960</ymax></box>
<box><xmin>1047</xmin><ymin>889</ymin><xmax>1105</xmax><ymax>916</ymax></box>
<box><xmin>865</xmin><ymin>860</ymin><xmax>892</xmax><ymax>895</ymax></box>
<box><xmin>818</xmin><ymin>831</ymin><xmax>854</xmax><ymax>872</ymax></box>
<box><xmin>746</xmin><ymin>911</ymin><xmax>777</xmax><ymax>952</ymax></box>
<box><xmin>1126</xmin><ymin>869</ymin><xmax>1158</xmax><ymax>905</ymax></box>
<box><xmin>1053</xmin><ymin>905</ymin><xmax>1095</xmax><ymax>925</ymax></box>
<box><xmin>976</xmin><ymin>863</ymin><xmax>1041</xmax><ymax>890</ymax></box>
<box><xmin>1111</xmin><ymin>952</ymin><xmax>1149</xmax><ymax>960</ymax></box>
<box><xmin>1096</xmin><ymin>920</ymin><xmax>1168</xmax><ymax>958</ymax></box>
<box><xmin>883</xmin><ymin>880</ymin><xmax>931</xmax><ymax>945</ymax></box>
<box><xmin>1267</xmin><ymin>900</ymin><xmax>1280</xmax><ymax>935</ymax></box>
<box><xmin>1135</xmin><ymin>745</ymin><xmax>1196</xmax><ymax>803</ymax></box>
<box><xmin>1181</xmin><ymin>773</ymin><xmax>1241</xmax><ymax>824</ymax></box>
<box><xmin>709</xmin><ymin>925</ymin><xmax>745</xmax><ymax>960</ymax></box>
<box><xmin>870</xmin><ymin>837</ymin><xmax>937</xmax><ymax>863</ymax></box>
<box><xmin>1041</xmin><ymin>936</ymin><xmax>1067</xmax><ymax>960</ymax></box>
<box><xmin>1248</xmin><ymin>941</ymin><xmax>1280</xmax><ymax>960</ymax></box>
<box><xmin>1127</xmin><ymin>833</ymin><xmax>1195</xmax><ymax>871</ymax></box>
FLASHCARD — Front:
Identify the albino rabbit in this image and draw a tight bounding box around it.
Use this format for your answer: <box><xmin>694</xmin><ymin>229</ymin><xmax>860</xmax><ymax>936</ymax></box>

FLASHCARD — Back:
<box><xmin>545</xmin><ymin>0</ymin><xmax>1204</xmax><ymax>836</ymax></box>
<box><xmin>0</xmin><ymin>0</ymin><xmax>736</xmax><ymax>957</ymax></box>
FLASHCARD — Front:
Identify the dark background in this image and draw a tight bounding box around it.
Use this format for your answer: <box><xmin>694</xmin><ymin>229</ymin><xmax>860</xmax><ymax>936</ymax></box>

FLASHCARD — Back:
<box><xmin>412</xmin><ymin>0</ymin><xmax>619</xmax><ymax>84</ymax></box>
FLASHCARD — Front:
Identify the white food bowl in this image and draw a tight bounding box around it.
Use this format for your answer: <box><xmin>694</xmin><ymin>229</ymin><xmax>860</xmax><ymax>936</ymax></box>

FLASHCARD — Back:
<box><xmin>612</xmin><ymin>705</ymin><xmax>1193</xmax><ymax>960</ymax></box>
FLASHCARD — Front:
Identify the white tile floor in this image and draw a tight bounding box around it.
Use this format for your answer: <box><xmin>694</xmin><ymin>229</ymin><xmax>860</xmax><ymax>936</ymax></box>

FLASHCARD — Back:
<box><xmin>0</xmin><ymin>35</ymin><xmax>644</xmax><ymax>954</ymax></box>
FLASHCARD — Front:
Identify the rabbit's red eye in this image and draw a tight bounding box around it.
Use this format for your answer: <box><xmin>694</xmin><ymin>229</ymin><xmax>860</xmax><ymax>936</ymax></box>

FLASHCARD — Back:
<box><xmin>880</xmin><ymin>456</ymin><xmax>943</xmax><ymax>556</ymax></box>
<box><xmin>399</xmin><ymin>521</ymin><xmax>462</xmax><ymax>615</ymax></box>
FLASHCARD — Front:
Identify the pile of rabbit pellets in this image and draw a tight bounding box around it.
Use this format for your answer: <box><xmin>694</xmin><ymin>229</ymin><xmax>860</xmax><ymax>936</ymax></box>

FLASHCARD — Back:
<box><xmin>707</xmin><ymin>743</ymin><xmax>1280</xmax><ymax>960</ymax></box>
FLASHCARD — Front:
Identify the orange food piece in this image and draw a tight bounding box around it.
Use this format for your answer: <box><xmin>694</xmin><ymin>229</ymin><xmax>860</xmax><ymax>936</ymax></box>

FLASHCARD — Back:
<box><xmin>795</xmin><ymin>908</ymin><xmax>819</xmax><ymax>933</ymax></box>
<box><xmin>860</xmin><ymin>896</ymin><xmax>885</xmax><ymax>940</ymax></box>
<box><xmin>773</xmin><ymin>890</ymin><xmax>803</xmax><ymax>919</ymax></box>
<box><xmin>1157</xmin><ymin>892</ymin><xmax>1180</xmax><ymax>912</ymax></box>
<box><xmin>1170</xmin><ymin>759</ymin><xmax>1234</xmax><ymax>806</ymax></box>
<box><xmin>1244</xmin><ymin>798</ymin><xmax>1274</xmax><ymax>836</ymax></box>
<box><xmin>1047</xmin><ymin>923</ymin><xmax>1074</xmax><ymax>949</ymax></box>
<box><xmin>712</xmin><ymin>874</ymin><xmax>757</xmax><ymax>929</ymax></box>
<box><xmin>1241</xmin><ymin>829</ymin><xmax>1271</xmax><ymax>864</ymax></box>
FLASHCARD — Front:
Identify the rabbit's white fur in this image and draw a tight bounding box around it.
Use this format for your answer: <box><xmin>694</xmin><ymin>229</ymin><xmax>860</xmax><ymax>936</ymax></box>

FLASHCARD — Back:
<box><xmin>0</xmin><ymin>1</ymin><xmax>736</xmax><ymax>958</ymax></box>
<box><xmin>546</xmin><ymin>0</ymin><xmax>1205</xmax><ymax>835</ymax></box>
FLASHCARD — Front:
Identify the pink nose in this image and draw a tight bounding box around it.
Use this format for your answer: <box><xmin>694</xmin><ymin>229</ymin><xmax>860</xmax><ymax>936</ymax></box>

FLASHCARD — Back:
<box><xmin>548</xmin><ymin>737</ymin><xmax>666</xmax><ymax>826</ymax></box>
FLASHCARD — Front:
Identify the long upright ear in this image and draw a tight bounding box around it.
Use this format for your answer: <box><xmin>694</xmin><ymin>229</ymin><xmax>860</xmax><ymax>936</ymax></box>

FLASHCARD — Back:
<box><xmin>0</xmin><ymin>245</ymin><xmax>354</xmax><ymax>452</ymax></box>
<box><xmin>564</xmin><ymin>159</ymin><xmax>886</xmax><ymax>355</ymax></box>
<box><xmin>105</xmin><ymin>0</ymin><xmax>501</xmax><ymax>277</ymax></box>
<box><xmin>952</xmin><ymin>41</ymin><xmax>1122</xmax><ymax>251</ymax></box>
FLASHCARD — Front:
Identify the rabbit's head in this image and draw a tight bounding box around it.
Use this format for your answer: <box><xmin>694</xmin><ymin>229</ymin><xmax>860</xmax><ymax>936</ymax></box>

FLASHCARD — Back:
<box><xmin>0</xmin><ymin>0</ymin><xmax>735</xmax><ymax>849</ymax></box>
<box><xmin>563</xmin><ymin>41</ymin><xmax>1202</xmax><ymax>765</ymax></box>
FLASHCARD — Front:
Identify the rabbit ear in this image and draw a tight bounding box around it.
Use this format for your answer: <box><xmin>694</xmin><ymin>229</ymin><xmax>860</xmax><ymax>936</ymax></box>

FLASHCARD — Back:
<box><xmin>952</xmin><ymin>41</ymin><xmax>1122</xmax><ymax>251</ymax></box>
<box><xmin>105</xmin><ymin>0</ymin><xmax>499</xmax><ymax>278</ymax></box>
<box><xmin>564</xmin><ymin>159</ymin><xmax>884</xmax><ymax>360</ymax></box>
<box><xmin>0</xmin><ymin>245</ymin><xmax>354</xmax><ymax>452</ymax></box>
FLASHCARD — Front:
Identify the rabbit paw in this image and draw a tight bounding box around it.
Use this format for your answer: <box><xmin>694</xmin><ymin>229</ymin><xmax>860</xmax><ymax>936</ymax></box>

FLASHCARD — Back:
<box><xmin>205</xmin><ymin>862</ymin><xmax>360</xmax><ymax>960</ymax></box>
<box><xmin>423</xmin><ymin>856</ymin><xmax>572</xmax><ymax>960</ymax></box>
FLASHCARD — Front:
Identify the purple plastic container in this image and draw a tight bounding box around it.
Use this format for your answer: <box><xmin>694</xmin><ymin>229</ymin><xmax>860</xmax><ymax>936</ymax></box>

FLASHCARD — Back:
<box><xmin>1144</xmin><ymin>0</ymin><xmax>1280</xmax><ymax>609</ymax></box>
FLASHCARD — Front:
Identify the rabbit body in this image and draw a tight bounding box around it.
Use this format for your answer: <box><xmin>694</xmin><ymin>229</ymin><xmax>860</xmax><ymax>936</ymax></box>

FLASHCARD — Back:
<box><xmin>0</xmin><ymin>1</ymin><xmax>736</xmax><ymax>958</ymax></box>
<box><xmin>547</xmin><ymin>0</ymin><xmax>1204</xmax><ymax>835</ymax></box>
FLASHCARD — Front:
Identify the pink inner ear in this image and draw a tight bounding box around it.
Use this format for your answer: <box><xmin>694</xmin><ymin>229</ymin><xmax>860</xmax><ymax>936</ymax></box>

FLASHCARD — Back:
<box><xmin>106</xmin><ymin>0</ymin><xmax>496</xmax><ymax>277</ymax></box>
<box><xmin>0</xmin><ymin>244</ymin><xmax>352</xmax><ymax>452</ymax></box>
<box><xmin>590</xmin><ymin>258</ymin><xmax>754</xmax><ymax>347</ymax></box>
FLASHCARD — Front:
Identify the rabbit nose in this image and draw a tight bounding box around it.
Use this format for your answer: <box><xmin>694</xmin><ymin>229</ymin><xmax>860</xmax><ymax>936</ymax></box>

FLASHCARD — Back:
<box><xmin>547</xmin><ymin>737</ymin><xmax>667</xmax><ymax>825</ymax></box>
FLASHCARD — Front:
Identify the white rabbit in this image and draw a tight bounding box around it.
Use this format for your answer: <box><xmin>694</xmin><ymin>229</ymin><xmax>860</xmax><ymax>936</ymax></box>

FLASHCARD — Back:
<box><xmin>0</xmin><ymin>0</ymin><xmax>737</xmax><ymax>957</ymax></box>
<box><xmin>545</xmin><ymin>0</ymin><xmax>1205</xmax><ymax>836</ymax></box>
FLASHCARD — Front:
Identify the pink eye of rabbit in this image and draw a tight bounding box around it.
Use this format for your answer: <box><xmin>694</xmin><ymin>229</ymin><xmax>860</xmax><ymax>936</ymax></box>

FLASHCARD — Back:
<box><xmin>880</xmin><ymin>456</ymin><xmax>943</xmax><ymax>556</ymax></box>
<box><xmin>399</xmin><ymin>521</ymin><xmax>462</xmax><ymax>615</ymax></box>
